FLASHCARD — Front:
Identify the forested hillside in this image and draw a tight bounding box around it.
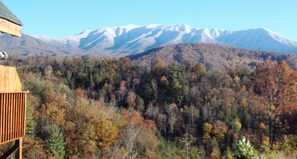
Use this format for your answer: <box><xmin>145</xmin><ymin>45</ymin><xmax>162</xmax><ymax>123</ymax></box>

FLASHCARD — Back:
<box><xmin>129</xmin><ymin>43</ymin><xmax>297</xmax><ymax>71</ymax></box>
<box><xmin>1</xmin><ymin>55</ymin><xmax>297</xmax><ymax>159</ymax></box>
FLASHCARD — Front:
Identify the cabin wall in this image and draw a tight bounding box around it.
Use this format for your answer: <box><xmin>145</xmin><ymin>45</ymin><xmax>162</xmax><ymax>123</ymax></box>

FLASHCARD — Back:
<box><xmin>0</xmin><ymin>65</ymin><xmax>22</xmax><ymax>92</ymax></box>
<box><xmin>0</xmin><ymin>65</ymin><xmax>26</xmax><ymax>144</ymax></box>
<box><xmin>0</xmin><ymin>18</ymin><xmax>21</xmax><ymax>37</ymax></box>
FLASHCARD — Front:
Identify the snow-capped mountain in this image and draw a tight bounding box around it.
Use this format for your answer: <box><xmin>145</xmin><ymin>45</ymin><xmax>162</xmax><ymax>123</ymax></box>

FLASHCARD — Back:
<box><xmin>33</xmin><ymin>24</ymin><xmax>297</xmax><ymax>56</ymax></box>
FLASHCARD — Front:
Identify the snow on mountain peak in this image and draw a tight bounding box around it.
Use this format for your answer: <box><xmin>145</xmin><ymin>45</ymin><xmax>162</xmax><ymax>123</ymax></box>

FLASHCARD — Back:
<box><xmin>260</xmin><ymin>28</ymin><xmax>297</xmax><ymax>46</ymax></box>
<box><xmin>174</xmin><ymin>24</ymin><xmax>192</xmax><ymax>32</ymax></box>
<box><xmin>145</xmin><ymin>24</ymin><xmax>161</xmax><ymax>29</ymax></box>
<box><xmin>111</xmin><ymin>24</ymin><xmax>139</xmax><ymax>32</ymax></box>
<box><xmin>32</xmin><ymin>24</ymin><xmax>297</xmax><ymax>56</ymax></box>
<box><xmin>32</xmin><ymin>35</ymin><xmax>58</xmax><ymax>42</ymax></box>
<box><xmin>75</xmin><ymin>30</ymin><xmax>92</xmax><ymax>37</ymax></box>
<box><xmin>121</xmin><ymin>24</ymin><xmax>139</xmax><ymax>29</ymax></box>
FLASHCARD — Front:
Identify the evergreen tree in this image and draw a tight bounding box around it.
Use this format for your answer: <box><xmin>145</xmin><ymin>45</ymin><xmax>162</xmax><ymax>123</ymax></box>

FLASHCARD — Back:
<box><xmin>26</xmin><ymin>101</ymin><xmax>37</xmax><ymax>138</ymax></box>
<box><xmin>44</xmin><ymin>124</ymin><xmax>66</xmax><ymax>159</ymax></box>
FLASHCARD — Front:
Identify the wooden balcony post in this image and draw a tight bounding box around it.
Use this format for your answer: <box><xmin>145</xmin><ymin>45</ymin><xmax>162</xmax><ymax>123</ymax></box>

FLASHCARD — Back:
<box><xmin>0</xmin><ymin>138</ymin><xmax>22</xmax><ymax>159</ymax></box>
<box><xmin>15</xmin><ymin>138</ymin><xmax>23</xmax><ymax>159</ymax></box>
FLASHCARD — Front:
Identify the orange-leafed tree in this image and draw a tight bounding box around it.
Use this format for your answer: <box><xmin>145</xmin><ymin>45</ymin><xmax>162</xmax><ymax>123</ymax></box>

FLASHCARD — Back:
<box><xmin>119</xmin><ymin>110</ymin><xmax>159</xmax><ymax>159</ymax></box>
<box><xmin>251</xmin><ymin>61</ymin><xmax>297</xmax><ymax>149</ymax></box>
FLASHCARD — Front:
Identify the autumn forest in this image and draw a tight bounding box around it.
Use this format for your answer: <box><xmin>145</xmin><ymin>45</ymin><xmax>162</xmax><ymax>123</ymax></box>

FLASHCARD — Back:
<box><xmin>1</xmin><ymin>55</ymin><xmax>297</xmax><ymax>159</ymax></box>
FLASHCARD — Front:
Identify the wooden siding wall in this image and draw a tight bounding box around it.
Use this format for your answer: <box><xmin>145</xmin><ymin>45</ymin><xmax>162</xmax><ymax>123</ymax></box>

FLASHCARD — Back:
<box><xmin>0</xmin><ymin>18</ymin><xmax>21</xmax><ymax>37</ymax></box>
<box><xmin>0</xmin><ymin>92</ymin><xmax>26</xmax><ymax>144</ymax></box>
<box><xmin>0</xmin><ymin>65</ymin><xmax>22</xmax><ymax>92</ymax></box>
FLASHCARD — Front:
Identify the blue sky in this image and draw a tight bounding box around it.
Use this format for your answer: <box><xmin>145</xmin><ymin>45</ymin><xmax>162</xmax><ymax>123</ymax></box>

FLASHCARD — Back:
<box><xmin>3</xmin><ymin>0</ymin><xmax>297</xmax><ymax>40</ymax></box>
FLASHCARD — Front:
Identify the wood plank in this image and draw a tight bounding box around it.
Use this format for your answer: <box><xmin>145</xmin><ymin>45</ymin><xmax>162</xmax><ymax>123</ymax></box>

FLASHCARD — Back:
<box><xmin>0</xmin><ymin>17</ymin><xmax>21</xmax><ymax>37</ymax></box>
<box><xmin>0</xmin><ymin>65</ymin><xmax>22</xmax><ymax>92</ymax></box>
<box><xmin>22</xmin><ymin>93</ymin><xmax>26</xmax><ymax>136</ymax></box>
<box><xmin>0</xmin><ymin>94</ymin><xmax>3</xmax><ymax>143</ymax></box>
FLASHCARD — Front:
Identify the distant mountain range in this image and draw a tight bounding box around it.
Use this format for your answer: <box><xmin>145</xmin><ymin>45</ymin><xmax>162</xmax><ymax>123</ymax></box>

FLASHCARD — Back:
<box><xmin>1</xmin><ymin>24</ymin><xmax>297</xmax><ymax>56</ymax></box>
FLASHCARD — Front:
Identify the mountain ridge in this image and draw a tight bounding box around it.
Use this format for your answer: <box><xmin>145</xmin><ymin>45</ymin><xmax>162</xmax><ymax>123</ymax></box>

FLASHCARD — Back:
<box><xmin>128</xmin><ymin>43</ymin><xmax>297</xmax><ymax>71</ymax></box>
<box><xmin>1</xmin><ymin>24</ymin><xmax>297</xmax><ymax>57</ymax></box>
<box><xmin>32</xmin><ymin>24</ymin><xmax>297</xmax><ymax>56</ymax></box>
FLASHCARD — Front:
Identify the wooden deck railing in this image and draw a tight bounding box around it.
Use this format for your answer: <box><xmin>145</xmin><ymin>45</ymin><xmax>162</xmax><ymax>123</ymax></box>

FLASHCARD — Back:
<box><xmin>0</xmin><ymin>92</ymin><xmax>27</xmax><ymax>144</ymax></box>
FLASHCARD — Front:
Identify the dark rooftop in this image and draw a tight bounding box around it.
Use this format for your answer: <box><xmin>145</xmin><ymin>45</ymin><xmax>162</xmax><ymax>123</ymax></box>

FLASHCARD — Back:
<box><xmin>0</xmin><ymin>1</ymin><xmax>22</xmax><ymax>25</ymax></box>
